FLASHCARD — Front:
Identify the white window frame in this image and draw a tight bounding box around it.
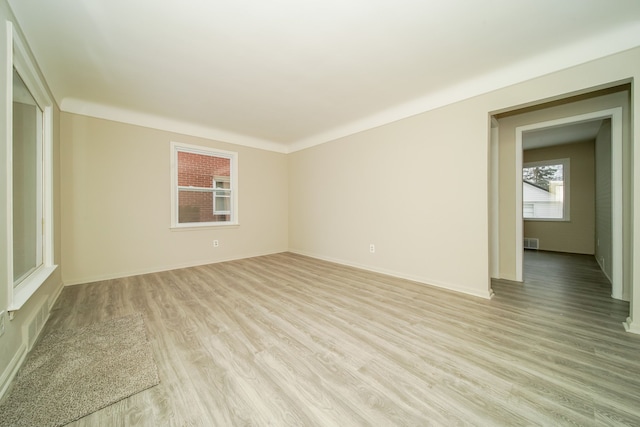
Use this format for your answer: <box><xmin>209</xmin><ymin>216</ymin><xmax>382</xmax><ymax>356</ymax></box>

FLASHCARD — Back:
<box><xmin>170</xmin><ymin>141</ymin><xmax>238</xmax><ymax>228</ymax></box>
<box><xmin>6</xmin><ymin>21</ymin><xmax>57</xmax><ymax>311</ymax></box>
<box><xmin>523</xmin><ymin>158</ymin><xmax>570</xmax><ymax>222</ymax></box>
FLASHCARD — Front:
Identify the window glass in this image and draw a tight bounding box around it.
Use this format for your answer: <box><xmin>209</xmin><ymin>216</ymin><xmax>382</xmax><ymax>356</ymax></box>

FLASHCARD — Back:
<box><xmin>523</xmin><ymin>159</ymin><xmax>569</xmax><ymax>220</ymax></box>
<box><xmin>12</xmin><ymin>67</ymin><xmax>43</xmax><ymax>286</ymax></box>
<box><xmin>172</xmin><ymin>143</ymin><xmax>237</xmax><ymax>227</ymax></box>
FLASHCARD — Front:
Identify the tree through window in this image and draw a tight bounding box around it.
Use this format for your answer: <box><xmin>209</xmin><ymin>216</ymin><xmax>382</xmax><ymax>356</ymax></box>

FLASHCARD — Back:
<box><xmin>523</xmin><ymin>164</ymin><xmax>563</xmax><ymax>191</ymax></box>
<box><xmin>523</xmin><ymin>159</ymin><xmax>569</xmax><ymax>220</ymax></box>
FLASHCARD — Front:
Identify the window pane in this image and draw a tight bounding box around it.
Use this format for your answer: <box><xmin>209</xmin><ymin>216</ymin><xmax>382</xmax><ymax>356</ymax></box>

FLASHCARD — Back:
<box><xmin>523</xmin><ymin>163</ymin><xmax>565</xmax><ymax>220</ymax></box>
<box><xmin>214</xmin><ymin>195</ymin><xmax>230</xmax><ymax>213</ymax></box>
<box><xmin>178</xmin><ymin>189</ymin><xmax>214</xmax><ymax>223</ymax></box>
<box><xmin>523</xmin><ymin>164</ymin><xmax>563</xmax><ymax>190</ymax></box>
<box><xmin>13</xmin><ymin>68</ymin><xmax>43</xmax><ymax>285</ymax></box>
<box><xmin>178</xmin><ymin>151</ymin><xmax>230</xmax><ymax>188</ymax></box>
<box><xmin>176</xmin><ymin>150</ymin><xmax>232</xmax><ymax>224</ymax></box>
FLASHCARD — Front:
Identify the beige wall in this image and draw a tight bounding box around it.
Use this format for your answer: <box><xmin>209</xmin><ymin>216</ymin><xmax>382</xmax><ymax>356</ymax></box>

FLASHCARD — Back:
<box><xmin>290</xmin><ymin>47</ymin><xmax>640</xmax><ymax>302</ymax></box>
<box><xmin>60</xmin><ymin>113</ymin><xmax>289</xmax><ymax>285</ymax></box>
<box><xmin>289</xmin><ymin>100</ymin><xmax>492</xmax><ymax>298</ymax></box>
<box><xmin>523</xmin><ymin>141</ymin><xmax>595</xmax><ymax>254</ymax></box>
<box><xmin>0</xmin><ymin>0</ymin><xmax>63</xmax><ymax>396</ymax></box>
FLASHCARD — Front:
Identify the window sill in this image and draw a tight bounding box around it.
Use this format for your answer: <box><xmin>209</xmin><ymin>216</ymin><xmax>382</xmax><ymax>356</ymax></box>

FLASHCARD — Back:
<box><xmin>9</xmin><ymin>265</ymin><xmax>58</xmax><ymax>312</ymax></box>
<box><xmin>524</xmin><ymin>218</ymin><xmax>570</xmax><ymax>222</ymax></box>
<box><xmin>170</xmin><ymin>222</ymin><xmax>240</xmax><ymax>231</ymax></box>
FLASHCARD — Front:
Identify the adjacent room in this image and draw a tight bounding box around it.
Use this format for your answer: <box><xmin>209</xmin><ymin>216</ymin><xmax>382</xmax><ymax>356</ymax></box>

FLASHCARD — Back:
<box><xmin>1</xmin><ymin>1</ymin><xmax>640</xmax><ymax>425</ymax></box>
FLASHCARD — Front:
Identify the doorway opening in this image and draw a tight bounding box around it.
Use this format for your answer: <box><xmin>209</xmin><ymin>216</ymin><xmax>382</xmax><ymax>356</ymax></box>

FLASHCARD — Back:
<box><xmin>489</xmin><ymin>84</ymin><xmax>630</xmax><ymax>306</ymax></box>
<box><xmin>514</xmin><ymin>108</ymin><xmax>623</xmax><ymax>299</ymax></box>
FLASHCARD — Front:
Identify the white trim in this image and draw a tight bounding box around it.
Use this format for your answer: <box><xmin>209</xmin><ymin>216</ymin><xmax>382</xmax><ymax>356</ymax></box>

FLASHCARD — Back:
<box><xmin>515</xmin><ymin>108</ymin><xmax>624</xmax><ymax>297</ymax></box>
<box><xmin>5</xmin><ymin>22</ymin><xmax>13</xmax><ymax>293</ymax></box>
<box><xmin>489</xmin><ymin>117</ymin><xmax>500</xmax><ymax>279</ymax></box>
<box><xmin>62</xmin><ymin>98</ymin><xmax>289</xmax><ymax>153</ymax></box>
<box><xmin>5</xmin><ymin>21</ymin><xmax>57</xmax><ymax>312</ymax></box>
<box><xmin>290</xmin><ymin>249</ymin><xmax>495</xmax><ymax>300</ymax></box>
<box><xmin>515</xmin><ymin>130</ymin><xmax>523</xmax><ymax>282</ymax></box>
<box><xmin>288</xmin><ymin>22</ymin><xmax>640</xmax><ymax>152</ymax></box>
<box><xmin>56</xmin><ymin>22</ymin><xmax>640</xmax><ymax>154</ymax></box>
<box><xmin>0</xmin><ymin>341</ymin><xmax>27</xmax><ymax>400</ymax></box>
<box><xmin>170</xmin><ymin>141</ymin><xmax>239</xmax><ymax>228</ymax></box>
<box><xmin>62</xmin><ymin>249</ymin><xmax>283</xmax><ymax>286</ymax></box>
<box><xmin>624</xmin><ymin>317</ymin><xmax>640</xmax><ymax>335</ymax></box>
<box><xmin>610</xmin><ymin>109</ymin><xmax>624</xmax><ymax>301</ymax></box>
<box><xmin>8</xmin><ymin>266</ymin><xmax>58</xmax><ymax>311</ymax></box>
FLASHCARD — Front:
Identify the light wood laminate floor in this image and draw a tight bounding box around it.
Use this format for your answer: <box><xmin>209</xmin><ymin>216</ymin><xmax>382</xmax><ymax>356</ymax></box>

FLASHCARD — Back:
<box><xmin>42</xmin><ymin>251</ymin><xmax>640</xmax><ymax>426</ymax></box>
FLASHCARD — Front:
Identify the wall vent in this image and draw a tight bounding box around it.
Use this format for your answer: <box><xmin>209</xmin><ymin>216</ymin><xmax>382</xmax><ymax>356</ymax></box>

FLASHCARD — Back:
<box><xmin>524</xmin><ymin>237</ymin><xmax>539</xmax><ymax>250</ymax></box>
<box><xmin>24</xmin><ymin>301</ymin><xmax>50</xmax><ymax>350</ymax></box>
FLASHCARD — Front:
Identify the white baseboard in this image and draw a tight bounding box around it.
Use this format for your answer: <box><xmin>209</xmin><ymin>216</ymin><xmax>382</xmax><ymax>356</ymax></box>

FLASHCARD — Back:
<box><xmin>623</xmin><ymin>317</ymin><xmax>640</xmax><ymax>335</ymax></box>
<box><xmin>1</xmin><ymin>278</ymin><xmax>63</xmax><ymax>401</ymax></box>
<box><xmin>595</xmin><ymin>255</ymin><xmax>612</xmax><ymax>284</ymax></box>
<box><xmin>289</xmin><ymin>249</ymin><xmax>494</xmax><ymax>300</ymax></box>
<box><xmin>63</xmin><ymin>250</ymin><xmax>288</xmax><ymax>286</ymax></box>
<box><xmin>49</xmin><ymin>280</ymin><xmax>64</xmax><ymax>310</ymax></box>
<box><xmin>0</xmin><ymin>343</ymin><xmax>27</xmax><ymax>401</ymax></box>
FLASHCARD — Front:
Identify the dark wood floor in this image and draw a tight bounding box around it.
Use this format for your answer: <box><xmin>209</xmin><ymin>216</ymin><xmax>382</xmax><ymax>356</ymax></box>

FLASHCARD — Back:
<box><xmin>40</xmin><ymin>250</ymin><xmax>640</xmax><ymax>426</ymax></box>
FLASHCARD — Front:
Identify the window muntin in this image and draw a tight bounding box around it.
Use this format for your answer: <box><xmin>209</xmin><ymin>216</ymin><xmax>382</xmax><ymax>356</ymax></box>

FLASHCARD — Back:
<box><xmin>171</xmin><ymin>143</ymin><xmax>238</xmax><ymax>227</ymax></box>
<box><xmin>522</xmin><ymin>158</ymin><xmax>570</xmax><ymax>221</ymax></box>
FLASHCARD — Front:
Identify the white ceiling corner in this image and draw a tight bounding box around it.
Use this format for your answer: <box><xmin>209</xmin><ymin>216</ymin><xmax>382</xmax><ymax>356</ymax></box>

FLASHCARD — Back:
<box><xmin>8</xmin><ymin>0</ymin><xmax>640</xmax><ymax>153</ymax></box>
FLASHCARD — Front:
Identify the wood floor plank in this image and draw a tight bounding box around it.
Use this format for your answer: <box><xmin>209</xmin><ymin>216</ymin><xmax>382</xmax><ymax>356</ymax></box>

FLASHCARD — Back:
<box><xmin>33</xmin><ymin>250</ymin><xmax>640</xmax><ymax>426</ymax></box>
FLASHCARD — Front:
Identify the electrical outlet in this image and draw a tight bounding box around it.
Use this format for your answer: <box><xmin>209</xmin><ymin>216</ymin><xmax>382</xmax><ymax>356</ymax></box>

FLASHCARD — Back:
<box><xmin>213</xmin><ymin>240</ymin><xmax>219</xmax><ymax>247</ymax></box>
<box><xmin>0</xmin><ymin>310</ymin><xmax>5</xmax><ymax>337</ymax></box>
<box><xmin>369</xmin><ymin>244</ymin><xmax>375</xmax><ymax>253</ymax></box>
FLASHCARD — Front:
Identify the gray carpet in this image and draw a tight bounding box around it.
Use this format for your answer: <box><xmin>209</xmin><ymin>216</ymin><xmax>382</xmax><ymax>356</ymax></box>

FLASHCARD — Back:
<box><xmin>0</xmin><ymin>313</ymin><xmax>160</xmax><ymax>426</ymax></box>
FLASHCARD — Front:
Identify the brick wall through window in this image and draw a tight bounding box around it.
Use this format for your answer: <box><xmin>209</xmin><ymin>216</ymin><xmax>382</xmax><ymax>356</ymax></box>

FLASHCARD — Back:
<box><xmin>177</xmin><ymin>151</ymin><xmax>231</xmax><ymax>223</ymax></box>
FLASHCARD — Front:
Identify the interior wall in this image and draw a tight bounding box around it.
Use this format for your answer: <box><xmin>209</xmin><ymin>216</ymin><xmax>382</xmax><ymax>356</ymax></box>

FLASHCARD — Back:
<box><xmin>0</xmin><ymin>0</ymin><xmax>63</xmax><ymax>397</ymax></box>
<box><xmin>291</xmin><ymin>47</ymin><xmax>639</xmax><ymax>302</ymax></box>
<box><xmin>496</xmin><ymin>89</ymin><xmax>631</xmax><ymax>288</ymax></box>
<box><xmin>289</xmin><ymin>100</ymin><xmax>493</xmax><ymax>298</ymax></box>
<box><xmin>60</xmin><ymin>113</ymin><xmax>289</xmax><ymax>285</ymax></box>
<box><xmin>523</xmin><ymin>140</ymin><xmax>595</xmax><ymax>254</ymax></box>
<box><xmin>595</xmin><ymin>119</ymin><xmax>613</xmax><ymax>281</ymax></box>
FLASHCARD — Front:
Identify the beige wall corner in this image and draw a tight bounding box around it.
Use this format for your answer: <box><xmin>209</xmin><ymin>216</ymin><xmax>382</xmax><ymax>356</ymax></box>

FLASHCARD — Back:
<box><xmin>60</xmin><ymin>113</ymin><xmax>289</xmax><ymax>285</ymax></box>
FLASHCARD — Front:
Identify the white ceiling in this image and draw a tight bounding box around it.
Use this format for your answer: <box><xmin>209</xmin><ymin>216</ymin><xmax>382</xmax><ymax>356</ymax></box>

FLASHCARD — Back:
<box><xmin>8</xmin><ymin>0</ymin><xmax>640</xmax><ymax>152</ymax></box>
<box><xmin>523</xmin><ymin>119</ymin><xmax>604</xmax><ymax>150</ymax></box>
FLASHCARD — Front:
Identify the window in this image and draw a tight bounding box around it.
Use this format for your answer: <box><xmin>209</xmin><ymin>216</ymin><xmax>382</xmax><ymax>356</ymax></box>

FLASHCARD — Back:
<box><xmin>7</xmin><ymin>22</ymin><xmax>57</xmax><ymax>311</ymax></box>
<box><xmin>171</xmin><ymin>142</ymin><xmax>238</xmax><ymax>227</ymax></box>
<box><xmin>522</xmin><ymin>158</ymin><xmax>570</xmax><ymax>221</ymax></box>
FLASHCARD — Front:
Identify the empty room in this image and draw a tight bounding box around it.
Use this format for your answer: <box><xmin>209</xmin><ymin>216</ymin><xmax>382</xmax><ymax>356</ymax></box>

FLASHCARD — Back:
<box><xmin>1</xmin><ymin>0</ymin><xmax>640</xmax><ymax>425</ymax></box>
